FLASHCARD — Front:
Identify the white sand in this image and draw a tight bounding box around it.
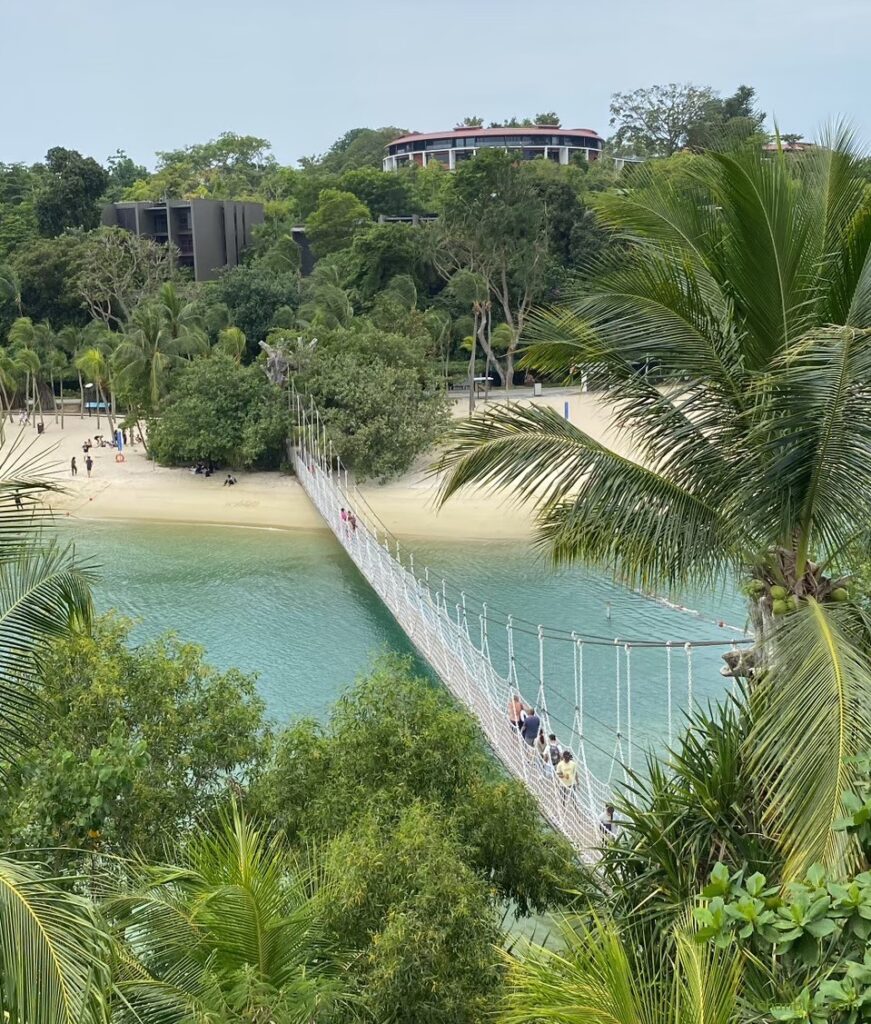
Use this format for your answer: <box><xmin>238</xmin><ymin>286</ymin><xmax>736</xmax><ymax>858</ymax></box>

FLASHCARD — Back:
<box><xmin>11</xmin><ymin>388</ymin><xmax>631</xmax><ymax>541</ymax></box>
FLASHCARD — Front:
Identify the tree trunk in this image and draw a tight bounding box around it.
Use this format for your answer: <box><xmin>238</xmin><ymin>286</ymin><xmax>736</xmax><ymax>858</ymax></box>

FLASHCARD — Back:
<box><xmin>473</xmin><ymin>303</ymin><xmax>506</xmax><ymax>388</ymax></box>
<box><xmin>103</xmin><ymin>383</ymin><xmax>117</xmax><ymax>438</ymax></box>
<box><xmin>51</xmin><ymin>372</ymin><xmax>58</xmax><ymax>424</ymax></box>
<box><xmin>78</xmin><ymin>371</ymin><xmax>84</xmax><ymax>419</ymax></box>
<box><xmin>468</xmin><ymin>309</ymin><xmax>478</xmax><ymax>418</ymax></box>
<box><xmin>60</xmin><ymin>377</ymin><xmax>64</xmax><ymax>431</ymax></box>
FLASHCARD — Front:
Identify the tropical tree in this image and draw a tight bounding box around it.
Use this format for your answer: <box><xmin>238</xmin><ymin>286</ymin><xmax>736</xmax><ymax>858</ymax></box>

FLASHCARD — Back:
<box><xmin>0</xmin><ymin>854</ymin><xmax>112</xmax><ymax>1024</ymax></box>
<box><xmin>106</xmin><ymin>802</ymin><xmax>351</xmax><ymax>1023</ymax></box>
<box><xmin>216</xmin><ymin>325</ymin><xmax>246</xmax><ymax>363</ymax></box>
<box><xmin>114</xmin><ymin>292</ymin><xmax>207</xmax><ymax>427</ymax></box>
<box><xmin>75</xmin><ymin>336</ymin><xmax>117</xmax><ymax>434</ymax></box>
<box><xmin>7</xmin><ymin>317</ymin><xmax>43</xmax><ymax>427</ymax></box>
<box><xmin>435</xmin><ymin>131</ymin><xmax>871</xmax><ymax>877</ymax></box>
<box><xmin>0</xmin><ymin>435</ymin><xmax>105</xmax><ymax>1024</ymax></box>
<box><xmin>56</xmin><ymin>325</ymin><xmax>87</xmax><ymax>419</ymax></box>
<box><xmin>0</xmin><ymin>264</ymin><xmax>21</xmax><ymax>315</ymax></box>
<box><xmin>500</xmin><ymin>915</ymin><xmax>742</xmax><ymax>1024</ymax></box>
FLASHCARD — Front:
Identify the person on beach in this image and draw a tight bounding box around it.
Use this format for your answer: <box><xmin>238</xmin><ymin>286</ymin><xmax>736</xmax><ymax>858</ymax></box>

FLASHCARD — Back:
<box><xmin>70</xmin><ymin>457</ymin><xmax>77</xmax><ymax>477</ymax></box>
<box><xmin>223</xmin><ymin>474</ymin><xmax>237</xmax><ymax>486</ymax></box>
<box><xmin>520</xmin><ymin>706</ymin><xmax>541</xmax><ymax>747</ymax></box>
<box><xmin>85</xmin><ymin>455</ymin><xmax>93</xmax><ymax>478</ymax></box>
<box><xmin>507</xmin><ymin>694</ymin><xmax>524</xmax><ymax>731</ymax></box>
<box><xmin>556</xmin><ymin>749</ymin><xmax>577</xmax><ymax>798</ymax></box>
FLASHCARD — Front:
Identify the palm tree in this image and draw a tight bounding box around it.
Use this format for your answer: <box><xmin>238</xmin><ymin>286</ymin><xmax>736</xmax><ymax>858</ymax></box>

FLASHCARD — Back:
<box><xmin>216</xmin><ymin>325</ymin><xmax>247</xmax><ymax>363</ymax></box>
<box><xmin>0</xmin><ymin>854</ymin><xmax>112</xmax><ymax>1024</ymax></box>
<box><xmin>500</xmin><ymin>915</ymin><xmax>742</xmax><ymax>1024</ymax></box>
<box><xmin>435</xmin><ymin>131</ymin><xmax>871</xmax><ymax>876</ymax></box>
<box><xmin>7</xmin><ymin>317</ymin><xmax>37</xmax><ymax>425</ymax></box>
<box><xmin>56</xmin><ymin>326</ymin><xmax>87</xmax><ymax>420</ymax></box>
<box><xmin>0</xmin><ymin>352</ymin><xmax>16</xmax><ymax>439</ymax></box>
<box><xmin>0</xmin><ymin>433</ymin><xmax>106</xmax><ymax>1023</ymax></box>
<box><xmin>0</xmin><ymin>264</ymin><xmax>22</xmax><ymax>316</ymax></box>
<box><xmin>106</xmin><ymin>802</ymin><xmax>351</xmax><ymax>1023</ymax></box>
<box><xmin>154</xmin><ymin>281</ymin><xmax>207</xmax><ymax>347</ymax></box>
<box><xmin>75</xmin><ymin>344</ymin><xmax>115</xmax><ymax>432</ymax></box>
<box><xmin>113</xmin><ymin>299</ymin><xmax>208</xmax><ymax>445</ymax></box>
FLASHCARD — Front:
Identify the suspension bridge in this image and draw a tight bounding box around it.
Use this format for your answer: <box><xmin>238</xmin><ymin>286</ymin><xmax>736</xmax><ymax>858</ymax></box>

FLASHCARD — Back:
<box><xmin>290</xmin><ymin>393</ymin><xmax>751</xmax><ymax>859</ymax></box>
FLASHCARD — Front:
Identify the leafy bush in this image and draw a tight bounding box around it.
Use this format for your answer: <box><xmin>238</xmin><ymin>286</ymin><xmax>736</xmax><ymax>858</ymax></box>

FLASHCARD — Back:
<box><xmin>2</xmin><ymin>614</ymin><xmax>268</xmax><ymax>861</ymax></box>
<box><xmin>253</xmin><ymin>653</ymin><xmax>582</xmax><ymax>915</ymax></box>
<box><xmin>295</xmin><ymin>324</ymin><xmax>449</xmax><ymax>480</ymax></box>
<box><xmin>148</xmin><ymin>352</ymin><xmax>291</xmax><ymax>469</ymax></box>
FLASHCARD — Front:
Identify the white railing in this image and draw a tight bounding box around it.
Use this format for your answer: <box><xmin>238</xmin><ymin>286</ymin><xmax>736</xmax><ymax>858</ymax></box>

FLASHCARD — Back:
<box><xmin>290</xmin><ymin>399</ymin><xmax>610</xmax><ymax>857</ymax></box>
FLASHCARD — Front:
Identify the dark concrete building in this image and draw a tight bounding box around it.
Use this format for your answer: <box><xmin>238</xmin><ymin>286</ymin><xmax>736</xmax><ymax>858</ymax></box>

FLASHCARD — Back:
<box><xmin>101</xmin><ymin>199</ymin><xmax>264</xmax><ymax>281</ymax></box>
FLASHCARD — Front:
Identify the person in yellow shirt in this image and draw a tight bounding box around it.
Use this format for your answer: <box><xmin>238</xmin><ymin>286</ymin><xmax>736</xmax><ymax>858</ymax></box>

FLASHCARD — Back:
<box><xmin>555</xmin><ymin>749</ymin><xmax>577</xmax><ymax>799</ymax></box>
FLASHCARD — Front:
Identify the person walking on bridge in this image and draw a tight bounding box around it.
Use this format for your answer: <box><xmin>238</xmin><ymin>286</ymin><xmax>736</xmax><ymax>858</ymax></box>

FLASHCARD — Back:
<box><xmin>556</xmin><ymin>749</ymin><xmax>577</xmax><ymax>801</ymax></box>
<box><xmin>520</xmin><ymin>706</ymin><xmax>541</xmax><ymax>747</ymax></box>
<box><xmin>508</xmin><ymin>694</ymin><xmax>524</xmax><ymax>731</ymax></box>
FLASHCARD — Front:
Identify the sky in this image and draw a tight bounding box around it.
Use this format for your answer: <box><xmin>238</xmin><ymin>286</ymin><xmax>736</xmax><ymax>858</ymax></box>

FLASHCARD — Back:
<box><xmin>2</xmin><ymin>0</ymin><xmax>870</xmax><ymax>169</ymax></box>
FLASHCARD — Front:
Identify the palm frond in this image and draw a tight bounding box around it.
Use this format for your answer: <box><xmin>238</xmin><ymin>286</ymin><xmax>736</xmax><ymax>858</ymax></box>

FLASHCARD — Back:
<box><xmin>0</xmin><ymin>854</ymin><xmax>111</xmax><ymax>1024</ymax></box>
<box><xmin>498</xmin><ymin>913</ymin><xmax>742</xmax><ymax>1024</ymax></box>
<box><xmin>748</xmin><ymin>600</ymin><xmax>871</xmax><ymax>877</ymax></box>
<box><xmin>435</xmin><ymin>403</ymin><xmax>742</xmax><ymax>589</ymax></box>
<box><xmin>0</xmin><ymin>541</ymin><xmax>95</xmax><ymax>764</ymax></box>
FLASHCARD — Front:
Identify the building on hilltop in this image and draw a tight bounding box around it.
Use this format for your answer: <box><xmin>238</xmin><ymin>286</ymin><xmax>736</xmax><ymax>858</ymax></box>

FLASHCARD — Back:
<box><xmin>101</xmin><ymin>199</ymin><xmax>264</xmax><ymax>282</ymax></box>
<box><xmin>383</xmin><ymin>125</ymin><xmax>603</xmax><ymax>171</ymax></box>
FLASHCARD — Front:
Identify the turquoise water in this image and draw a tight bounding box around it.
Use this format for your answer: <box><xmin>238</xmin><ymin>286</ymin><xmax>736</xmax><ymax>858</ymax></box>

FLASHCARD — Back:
<box><xmin>65</xmin><ymin>520</ymin><xmax>747</xmax><ymax>779</ymax></box>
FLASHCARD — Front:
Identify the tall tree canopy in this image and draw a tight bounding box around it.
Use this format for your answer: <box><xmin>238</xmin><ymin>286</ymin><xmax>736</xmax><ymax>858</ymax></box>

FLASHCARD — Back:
<box><xmin>609</xmin><ymin>82</ymin><xmax>718</xmax><ymax>156</ymax></box>
<box><xmin>33</xmin><ymin>147</ymin><xmax>108</xmax><ymax>236</ymax></box>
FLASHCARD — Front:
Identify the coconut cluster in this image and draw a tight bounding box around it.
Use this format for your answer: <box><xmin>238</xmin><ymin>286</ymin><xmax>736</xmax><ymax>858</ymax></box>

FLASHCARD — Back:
<box><xmin>744</xmin><ymin>577</ymin><xmax>850</xmax><ymax>616</ymax></box>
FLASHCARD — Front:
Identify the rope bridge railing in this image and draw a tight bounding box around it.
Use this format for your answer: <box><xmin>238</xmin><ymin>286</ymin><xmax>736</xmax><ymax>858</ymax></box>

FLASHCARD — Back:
<box><xmin>289</xmin><ymin>392</ymin><xmax>752</xmax><ymax>859</ymax></box>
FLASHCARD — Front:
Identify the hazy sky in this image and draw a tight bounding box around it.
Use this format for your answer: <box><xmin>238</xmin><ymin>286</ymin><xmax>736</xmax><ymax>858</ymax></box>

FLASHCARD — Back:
<box><xmin>3</xmin><ymin>0</ymin><xmax>869</xmax><ymax>169</ymax></box>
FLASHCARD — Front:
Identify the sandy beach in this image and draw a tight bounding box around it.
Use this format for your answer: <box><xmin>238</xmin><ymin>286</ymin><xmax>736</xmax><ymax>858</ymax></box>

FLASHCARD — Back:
<box><xmin>11</xmin><ymin>388</ymin><xmax>630</xmax><ymax>541</ymax></box>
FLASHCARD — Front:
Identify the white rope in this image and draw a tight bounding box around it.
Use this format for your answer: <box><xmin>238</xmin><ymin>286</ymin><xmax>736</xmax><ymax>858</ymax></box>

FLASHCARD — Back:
<box><xmin>685</xmin><ymin>641</ymin><xmax>694</xmax><ymax>711</ymax></box>
<box><xmin>666</xmin><ymin>641</ymin><xmax>674</xmax><ymax>751</ymax></box>
<box><xmin>507</xmin><ymin>616</ymin><xmax>519</xmax><ymax>686</ymax></box>
<box><xmin>537</xmin><ymin>625</ymin><xmax>550</xmax><ymax>729</ymax></box>
<box><xmin>624</xmin><ymin>643</ymin><xmax>632</xmax><ymax>773</ymax></box>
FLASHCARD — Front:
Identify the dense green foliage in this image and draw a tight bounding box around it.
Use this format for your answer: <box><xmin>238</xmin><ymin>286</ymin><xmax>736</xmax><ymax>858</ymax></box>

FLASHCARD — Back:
<box><xmin>294</xmin><ymin>322</ymin><xmax>450</xmax><ymax>479</ymax></box>
<box><xmin>147</xmin><ymin>352</ymin><xmax>291</xmax><ymax>468</ymax></box>
<box><xmin>253</xmin><ymin>654</ymin><xmax>582</xmax><ymax>1021</ymax></box>
<box><xmin>1</xmin><ymin>614</ymin><xmax>268</xmax><ymax>862</ymax></box>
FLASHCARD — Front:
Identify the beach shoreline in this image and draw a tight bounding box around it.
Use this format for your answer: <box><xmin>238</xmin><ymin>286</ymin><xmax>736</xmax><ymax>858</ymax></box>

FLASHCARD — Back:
<box><xmin>11</xmin><ymin>389</ymin><xmax>631</xmax><ymax>542</ymax></box>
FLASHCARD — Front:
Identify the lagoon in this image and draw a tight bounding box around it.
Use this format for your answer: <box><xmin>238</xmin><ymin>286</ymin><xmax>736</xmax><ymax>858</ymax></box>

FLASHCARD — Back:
<box><xmin>67</xmin><ymin>520</ymin><xmax>747</xmax><ymax>778</ymax></box>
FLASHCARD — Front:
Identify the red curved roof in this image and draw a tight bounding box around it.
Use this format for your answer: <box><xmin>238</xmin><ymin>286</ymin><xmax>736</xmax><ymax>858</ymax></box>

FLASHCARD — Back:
<box><xmin>388</xmin><ymin>126</ymin><xmax>603</xmax><ymax>148</ymax></box>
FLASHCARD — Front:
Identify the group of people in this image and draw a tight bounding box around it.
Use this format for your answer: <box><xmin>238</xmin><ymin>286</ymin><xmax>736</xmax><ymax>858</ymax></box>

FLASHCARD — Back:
<box><xmin>508</xmin><ymin>693</ymin><xmax>617</xmax><ymax>837</ymax></box>
<box><xmin>70</xmin><ymin>454</ymin><xmax>93</xmax><ymax>478</ymax></box>
<box><xmin>339</xmin><ymin>507</ymin><xmax>358</xmax><ymax>533</ymax></box>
